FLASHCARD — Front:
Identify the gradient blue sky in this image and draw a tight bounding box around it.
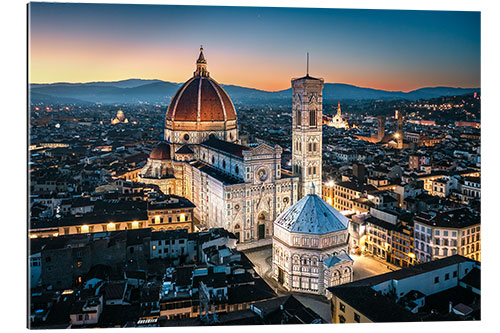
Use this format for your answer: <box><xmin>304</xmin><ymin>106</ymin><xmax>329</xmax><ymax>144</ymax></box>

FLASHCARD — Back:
<box><xmin>29</xmin><ymin>2</ymin><xmax>480</xmax><ymax>91</ymax></box>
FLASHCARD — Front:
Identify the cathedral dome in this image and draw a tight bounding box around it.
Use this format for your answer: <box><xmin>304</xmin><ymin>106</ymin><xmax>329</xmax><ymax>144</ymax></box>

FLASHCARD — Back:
<box><xmin>275</xmin><ymin>184</ymin><xmax>348</xmax><ymax>235</ymax></box>
<box><xmin>149</xmin><ymin>142</ymin><xmax>172</xmax><ymax>160</ymax></box>
<box><xmin>165</xmin><ymin>47</ymin><xmax>237</xmax><ymax>129</ymax></box>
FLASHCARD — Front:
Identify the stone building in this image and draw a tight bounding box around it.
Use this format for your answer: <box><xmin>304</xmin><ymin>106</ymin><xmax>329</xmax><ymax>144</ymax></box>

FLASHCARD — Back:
<box><xmin>328</xmin><ymin>101</ymin><xmax>348</xmax><ymax>129</ymax></box>
<box><xmin>139</xmin><ymin>48</ymin><xmax>302</xmax><ymax>246</ymax></box>
<box><xmin>272</xmin><ymin>184</ymin><xmax>353</xmax><ymax>297</ymax></box>
<box><xmin>291</xmin><ymin>72</ymin><xmax>324</xmax><ymax>198</ymax></box>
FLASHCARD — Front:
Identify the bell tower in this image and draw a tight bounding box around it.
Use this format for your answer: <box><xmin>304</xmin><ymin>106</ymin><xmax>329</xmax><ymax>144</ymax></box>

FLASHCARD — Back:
<box><xmin>291</xmin><ymin>54</ymin><xmax>324</xmax><ymax>198</ymax></box>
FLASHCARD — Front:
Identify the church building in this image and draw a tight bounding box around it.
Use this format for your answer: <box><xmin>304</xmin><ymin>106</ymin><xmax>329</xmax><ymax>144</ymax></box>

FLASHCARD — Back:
<box><xmin>139</xmin><ymin>48</ymin><xmax>306</xmax><ymax>246</ymax></box>
<box><xmin>328</xmin><ymin>101</ymin><xmax>348</xmax><ymax>129</ymax></box>
<box><xmin>272</xmin><ymin>184</ymin><xmax>354</xmax><ymax>296</ymax></box>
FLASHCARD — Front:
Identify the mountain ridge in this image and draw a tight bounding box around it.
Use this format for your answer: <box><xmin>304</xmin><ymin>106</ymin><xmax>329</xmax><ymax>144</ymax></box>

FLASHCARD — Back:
<box><xmin>29</xmin><ymin>79</ymin><xmax>480</xmax><ymax>105</ymax></box>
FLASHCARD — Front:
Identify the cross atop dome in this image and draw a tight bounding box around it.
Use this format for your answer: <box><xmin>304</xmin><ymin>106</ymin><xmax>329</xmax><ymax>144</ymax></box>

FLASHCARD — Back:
<box><xmin>194</xmin><ymin>46</ymin><xmax>209</xmax><ymax>77</ymax></box>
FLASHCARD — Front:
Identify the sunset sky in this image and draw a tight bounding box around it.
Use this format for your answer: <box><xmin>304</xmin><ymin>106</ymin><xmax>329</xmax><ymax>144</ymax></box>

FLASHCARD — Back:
<box><xmin>29</xmin><ymin>2</ymin><xmax>480</xmax><ymax>92</ymax></box>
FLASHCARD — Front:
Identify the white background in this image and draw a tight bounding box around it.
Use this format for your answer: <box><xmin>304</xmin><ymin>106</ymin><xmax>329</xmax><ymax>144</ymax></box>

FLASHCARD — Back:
<box><xmin>0</xmin><ymin>0</ymin><xmax>497</xmax><ymax>332</ymax></box>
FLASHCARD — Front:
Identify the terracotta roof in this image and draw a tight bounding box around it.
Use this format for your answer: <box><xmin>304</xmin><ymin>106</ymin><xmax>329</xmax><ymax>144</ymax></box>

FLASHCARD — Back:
<box><xmin>165</xmin><ymin>50</ymin><xmax>236</xmax><ymax>125</ymax></box>
<box><xmin>166</xmin><ymin>76</ymin><xmax>236</xmax><ymax>123</ymax></box>
<box><xmin>149</xmin><ymin>142</ymin><xmax>171</xmax><ymax>160</ymax></box>
<box><xmin>175</xmin><ymin>145</ymin><xmax>194</xmax><ymax>154</ymax></box>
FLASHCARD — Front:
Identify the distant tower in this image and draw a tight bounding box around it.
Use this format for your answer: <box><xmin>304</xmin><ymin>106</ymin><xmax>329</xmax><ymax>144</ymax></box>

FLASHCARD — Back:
<box><xmin>377</xmin><ymin>116</ymin><xmax>385</xmax><ymax>142</ymax></box>
<box><xmin>396</xmin><ymin>111</ymin><xmax>404</xmax><ymax>149</ymax></box>
<box><xmin>337</xmin><ymin>101</ymin><xmax>342</xmax><ymax>117</ymax></box>
<box><xmin>291</xmin><ymin>55</ymin><xmax>324</xmax><ymax>198</ymax></box>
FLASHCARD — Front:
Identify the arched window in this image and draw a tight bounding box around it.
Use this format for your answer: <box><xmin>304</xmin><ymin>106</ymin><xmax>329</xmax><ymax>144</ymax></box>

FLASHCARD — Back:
<box><xmin>296</xmin><ymin>108</ymin><xmax>301</xmax><ymax>126</ymax></box>
<box><xmin>331</xmin><ymin>270</ymin><xmax>341</xmax><ymax>286</ymax></box>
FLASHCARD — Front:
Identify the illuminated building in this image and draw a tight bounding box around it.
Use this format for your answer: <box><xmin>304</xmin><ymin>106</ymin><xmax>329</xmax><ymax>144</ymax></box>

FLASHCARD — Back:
<box><xmin>328</xmin><ymin>101</ymin><xmax>348</xmax><ymax>129</ymax></box>
<box><xmin>291</xmin><ymin>68</ymin><xmax>324</xmax><ymax>198</ymax></box>
<box><xmin>322</xmin><ymin>181</ymin><xmax>335</xmax><ymax>206</ymax></box>
<box><xmin>390</xmin><ymin>110</ymin><xmax>405</xmax><ymax>149</ymax></box>
<box><xmin>29</xmin><ymin>211</ymin><xmax>148</xmax><ymax>238</ymax></box>
<box><xmin>146</xmin><ymin>195</ymin><xmax>195</xmax><ymax>232</ymax></box>
<box><xmin>272</xmin><ymin>184</ymin><xmax>353</xmax><ymax>296</ymax></box>
<box><xmin>413</xmin><ymin>207</ymin><xmax>480</xmax><ymax>263</ymax></box>
<box><xmin>332</xmin><ymin>181</ymin><xmax>378</xmax><ymax>212</ymax></box>
<box><xmin>139</xmin><ymin>48</ymin><xmax>300</xmax><ymax>246</ymax></box>
<box><xmin>364</xmin><ymin>207</ymin><xmax>416</xmax><ymax>267</ymax></box>
<box><xmin>111</xmin><ymin>109</ymin><xmax>129</xmax><ymax>124</ymax></box>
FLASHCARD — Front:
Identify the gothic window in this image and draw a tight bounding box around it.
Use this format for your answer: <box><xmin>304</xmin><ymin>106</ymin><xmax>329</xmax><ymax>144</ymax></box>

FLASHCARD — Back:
<box><xmin>296</xmin><ymin>108</ymin><xmax>301</xmax><ymax>126</ymax></box>
<box><xmin>309</xmin><ymin>109</ymin><xmax>316</xmax><ymax>127</ymax></box>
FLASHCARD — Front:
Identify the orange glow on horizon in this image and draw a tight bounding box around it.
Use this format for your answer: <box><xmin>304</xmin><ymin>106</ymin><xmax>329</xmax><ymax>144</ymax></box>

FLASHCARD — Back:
<box><xmin>29</xmin><ymin>38</ymin><xmax>478</xmax><ymax>92</ymax></box>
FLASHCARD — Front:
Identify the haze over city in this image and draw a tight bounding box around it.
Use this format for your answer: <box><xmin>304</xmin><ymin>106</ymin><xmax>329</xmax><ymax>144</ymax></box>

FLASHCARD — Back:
<box><xmin>29</xmin><ymin>2</ymin><xmax>480</xmax><ymax>92</ymax></box>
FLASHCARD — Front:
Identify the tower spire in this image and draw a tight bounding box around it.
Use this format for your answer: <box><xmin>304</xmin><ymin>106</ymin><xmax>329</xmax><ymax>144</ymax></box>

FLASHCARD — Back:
<box><xmin>194</xmin><ymin>45</ymin><xmax>209</xmax><ymax>77</ymax></box>
<box><xmin>306</xmin><ymin>52</ymin><xmax>309</xmax><ymax>76</ymax></box>
<box><xmin>337</xmin><ymin>100</ymin><xmax>341</xmax><ymax>116</ymax></box>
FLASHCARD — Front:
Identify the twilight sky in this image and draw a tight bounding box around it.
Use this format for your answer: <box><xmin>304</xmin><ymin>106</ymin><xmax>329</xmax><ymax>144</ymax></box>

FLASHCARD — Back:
<box><xmin>29</xmin><ymin>2</ymin><xmax>480</xmax><ymax>92</ymax></box>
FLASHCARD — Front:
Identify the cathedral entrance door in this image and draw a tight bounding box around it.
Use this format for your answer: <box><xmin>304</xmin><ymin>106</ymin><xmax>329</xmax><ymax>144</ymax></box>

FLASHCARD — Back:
<box><xmin>278</xmin><ymin>268</ymin><xmax>284</xmax><ymax>284</ymax></box>
<box><xmin>235</xmin><ymin>232</ymin><xmax>240</xmax><ymax>244</ymax></box>
<box><xmin>258</xmin><ymin>224</ymin><xmax>265</xmax><ymax>240</ymax></box>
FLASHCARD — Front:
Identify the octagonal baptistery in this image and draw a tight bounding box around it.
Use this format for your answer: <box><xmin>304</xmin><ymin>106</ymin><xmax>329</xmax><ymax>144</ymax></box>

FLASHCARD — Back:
<box><xmin>164</xmin><ymin>47</ymin><xmax>238</xmax><ymax>148</ymax></box>
<box><xmin>272</xmin><ymin>185</ymin><xmax>354</xmax><ymax>296</ymax></box>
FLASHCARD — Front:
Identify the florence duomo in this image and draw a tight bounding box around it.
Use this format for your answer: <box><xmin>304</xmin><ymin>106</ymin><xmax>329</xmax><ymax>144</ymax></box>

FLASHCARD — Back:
<box><xmin>140</xmin><ymin>47</ymin><xmax>301</xmax><ymax>245</ymax></box>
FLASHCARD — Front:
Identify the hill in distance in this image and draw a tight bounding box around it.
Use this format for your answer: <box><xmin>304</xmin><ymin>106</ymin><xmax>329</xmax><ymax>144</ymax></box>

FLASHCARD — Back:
<box><xmin>29</xmin><ymin>79</ymin><xmax>479</xmax><ymax>106</ymax></box>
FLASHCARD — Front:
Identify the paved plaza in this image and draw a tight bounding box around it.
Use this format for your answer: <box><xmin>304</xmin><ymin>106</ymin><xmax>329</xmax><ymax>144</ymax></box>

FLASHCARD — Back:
<box><xmin>243</xmin><ymin>245</ymin><xmax>394</xmax><ymax>323</ymax></box>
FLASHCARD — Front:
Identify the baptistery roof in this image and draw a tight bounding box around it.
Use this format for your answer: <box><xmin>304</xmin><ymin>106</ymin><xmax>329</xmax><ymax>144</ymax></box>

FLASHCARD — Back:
<box><xmin>274</xmin><ymin>185</ymin><xmax>348</xmax><ymax>235</ymax></box>
<box><xmin>165</xmin><ymin>48</ymin><xmax>237</xmax><ymax>124</ymax></box>
<box><xmin>149</xmin><ymin>142</ymin><xmax>171</xmax><ymax>160</ymax></box>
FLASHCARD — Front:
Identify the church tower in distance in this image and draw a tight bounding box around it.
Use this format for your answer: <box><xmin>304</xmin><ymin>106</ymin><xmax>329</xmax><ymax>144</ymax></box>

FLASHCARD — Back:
<box><xmin>291</xmin><ymin>57</ymin><xmax>324</xmax><ymax>199</ymax></box>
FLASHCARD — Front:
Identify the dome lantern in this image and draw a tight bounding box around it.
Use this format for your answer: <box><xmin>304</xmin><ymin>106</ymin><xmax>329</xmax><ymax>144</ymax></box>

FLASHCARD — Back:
<box><xmin>194</xmin><ymin>46</ymin><xmax>209</xmax><ymax>77</ymax></box>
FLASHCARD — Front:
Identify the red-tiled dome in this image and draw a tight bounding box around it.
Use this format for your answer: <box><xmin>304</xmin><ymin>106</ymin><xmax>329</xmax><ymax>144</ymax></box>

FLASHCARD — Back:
<box><xmin>149</xmin><ymin>142</ymin><xmax>171</xmax><ymax>160</ymax></box>
<box><xmin>165</xmin><ymin>48</ymin><xmax>237</xmax><ymax>124</ymax></box>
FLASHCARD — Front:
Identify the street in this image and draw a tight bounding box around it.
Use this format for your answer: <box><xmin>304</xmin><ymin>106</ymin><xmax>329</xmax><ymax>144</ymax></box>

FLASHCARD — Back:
<box><xmin>351</xmin><ymin>253</ymin><xmax>393</xmax><ymax>281</ymax></box>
